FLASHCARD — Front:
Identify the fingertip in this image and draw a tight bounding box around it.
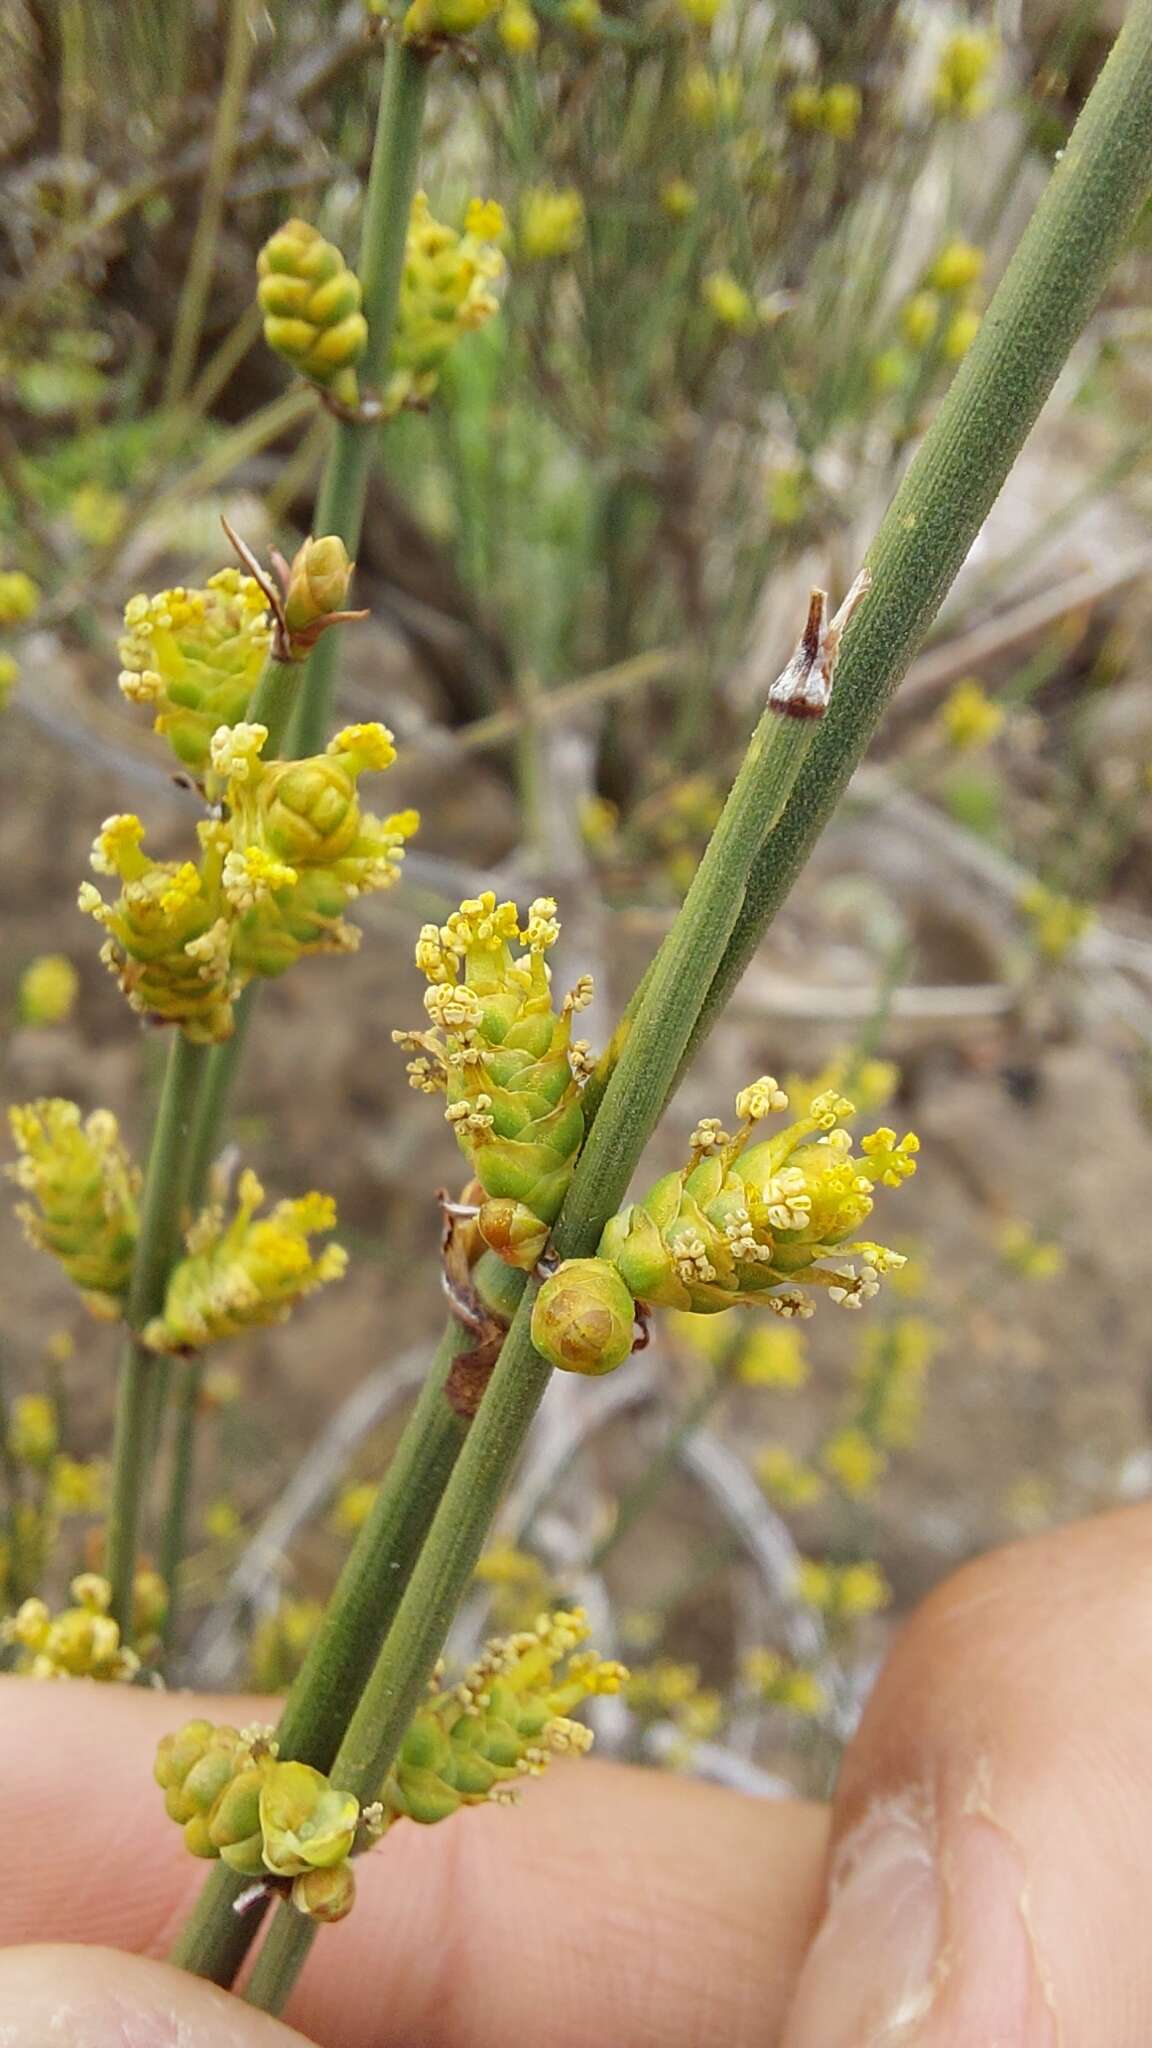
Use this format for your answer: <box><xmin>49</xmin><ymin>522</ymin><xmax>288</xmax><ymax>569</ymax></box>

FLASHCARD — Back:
<box><xmin>0</xmin><ymin>1944</ymin><xmax>313</xmax><ymax>2046</ymax></box>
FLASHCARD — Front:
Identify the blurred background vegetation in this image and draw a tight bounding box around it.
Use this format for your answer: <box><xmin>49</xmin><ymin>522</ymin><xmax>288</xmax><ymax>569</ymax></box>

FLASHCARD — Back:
<box><xmin>3</xmin><ymin>0</ymin><xmax>1152</xmax><ymax>1792</ymax></box>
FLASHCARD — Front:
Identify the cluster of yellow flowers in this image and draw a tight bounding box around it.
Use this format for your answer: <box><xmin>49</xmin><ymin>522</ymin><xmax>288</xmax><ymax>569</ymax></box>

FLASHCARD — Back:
<box><xmin>474</xmin><ymin>1541</ymin><xmax>559</xmax><ymax>1631</ymax></box>
<box><xmin>396</xmin><ymin>891</ymin><xmax>592</xmax><ymax>1271</ymax></box>
<box><xmin>156</xmin><ymin>1721</ymin><xmax>372</xmax><ymax>1924</ymax></box>
<box><xmin>144</xmin><ymin>1169</ymin><xmax>346</xmax><ymax>1355</ymax></box>
<box><xmin>390</xmin><ymin>195</ymin><xmax>507</xmax><ymax>410</ymax></box>
<box><xmin>795</xmin><ymin>1556</ymin><xmax>890</xmax><ymax>1622</ymax></box>
<box><xmin>161</xmin><ymin>1609</ymin><xmax>622</xmax><ymax>1922</ymax></box>
<box><xmin>7</xmin><ymin>1103</ymin><xmax>345</xmax><ymax>1346</ymax></box>
<box><xmin>1019</xmin><ymin>881</ymin><xmax>1093</xmax><ymax>961</ymax></box>
<box><xmin>258</xmin><ymin>196</ymin><xmax>505</xmax><ymax>418</ymax></box>
<box><xmin>626</xmin><ymin>1659</ymin><xmax>723</xmax><ymax>1748</ymax></box>
<box><xmin>533</xmin><ymin>1080</ymin><xmax>919</xmax><ymax>1375</ymax></box>
<box><xmin>118</xmin><ymin>569</ymin><xmax>272</xmax><ymax>775</ymax></box>
<box><xmin>2</xmin><ymin>1570</ymin><xmax>163</xmax><ymax>1680</ymax></box>
<box><xmin>7</xmin><ymin>1099</ymin><xmax>140</xmax><ymax>1319</ymax></box>
<box><xmin>79</xmin><ymin>718</ymin><xmax>416</xmax><ymax>1042</ymax></box>
<box><xmin>741</xmin><ymin>1648</ymin><xmax>826</xmax><ymax>1717</ymax></box>
<box><xmin>384</xmin><ymin>1607</ymin><xmax>625</xmax><ymax>1826</ymax></box>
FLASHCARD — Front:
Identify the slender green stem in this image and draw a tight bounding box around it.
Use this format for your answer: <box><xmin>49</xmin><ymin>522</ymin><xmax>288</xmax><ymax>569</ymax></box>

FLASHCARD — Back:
<box><xmin>106</xmin><ymin>1033</ymin><xmax>205</xmax><ymax>1631</ymax></box>
<box><xmin>158</xmin><ymin>1362</ymin><xmax>203</xmax><ymax>1652</ymax></box>
<box><xmin>288</xmin><ymin>39</ymin><xmax>434</xmax><ymax>758</ymax></box>
<box><xmin>248</xmin><ymin>656</ymin><xmax>304</xmax><ymax>755</ymax></box>
<box><xmin>171</xmin><ymin>1322</ymin><xmax>469</xmax><ymax>1982</ymax></box>
<box><xmin>163</xmin><ymin>0</ymin><xmax>259</xmax><ymax>408</ymax></box>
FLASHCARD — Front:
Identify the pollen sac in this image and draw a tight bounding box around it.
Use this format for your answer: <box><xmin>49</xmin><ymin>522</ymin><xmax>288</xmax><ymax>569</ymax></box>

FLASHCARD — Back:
<box><xmin>143</xmin><ymin>1168</ymin><xmax>347</xmax><ymax>1354</ymax></box>
<box><xmin>397</xmin><ymin>891</ymin><xmax>591</xmax><ymax>1271</ymax></box>
<box><xmin>257</xmin><ymin>219</ymin><xmax>368</xmax><ymax>409</ymax></box>
<box><xmin>6</xmin><ymin>1098</ymin><xmax>140</xmax><ymax>1318</ymax></box>
<box><xmin>530</xmin><ymin>1258</ymin><xmax>636</xmax><ymax>1375</ymax></box>
<box><xmin>117</xmin><ymin>570</ymin><xmax>272</xmax><ymax>775</ymax></box>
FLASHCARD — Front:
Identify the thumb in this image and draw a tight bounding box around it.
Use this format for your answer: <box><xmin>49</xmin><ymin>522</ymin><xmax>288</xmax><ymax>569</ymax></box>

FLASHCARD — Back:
<box><xmin>781</xmin><ymin>1502</ymin><xmax>1152</xmax><ymax>2046</ymax></box>
<box><xmin>0</xmin><ymin>1944</ymin><xmax>313</xmax><ymax>2047</ymax></box>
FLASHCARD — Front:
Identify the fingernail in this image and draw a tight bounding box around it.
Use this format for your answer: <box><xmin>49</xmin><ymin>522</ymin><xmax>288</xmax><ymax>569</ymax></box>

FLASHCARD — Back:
<box><xmin>781</xmin><ymin>1793</ymin><xmax>944</xmax><ymax>2047</ymax></box>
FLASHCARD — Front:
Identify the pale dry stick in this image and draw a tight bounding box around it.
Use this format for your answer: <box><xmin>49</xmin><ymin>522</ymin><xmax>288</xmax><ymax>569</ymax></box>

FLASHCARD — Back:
<box><xmin>163</xmin><ymin>0</ymin><xmax>261</xmax><ymax>409</ymax></box>
<box><xmin>884</xmin><ymin>543</ymin><xmax>1152</xmax><ymax>720</ymax></box>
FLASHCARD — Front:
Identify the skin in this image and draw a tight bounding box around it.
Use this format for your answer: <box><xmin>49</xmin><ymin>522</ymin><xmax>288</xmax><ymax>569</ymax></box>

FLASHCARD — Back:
<box><xmin>3</xmin><ymin>1502</ymin><xmax>1152</xmax><ymax>2045</ymax></box>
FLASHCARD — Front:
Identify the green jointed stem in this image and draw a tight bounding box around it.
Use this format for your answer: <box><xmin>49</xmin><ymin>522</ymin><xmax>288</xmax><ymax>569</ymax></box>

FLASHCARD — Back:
<box><xmin>247</xmin><ymin>655</ymin><xmax>304</xmax><ymax>756</ymax></box>
<box><xmin>239</xmin><ymin>9</ymin><xmax>1152</xmax><ymax>2011</ymax></box>
<box><xmin>288</xmin><ymin>40</ymin><xmax>433</xmax><ymax>758</ymax></box>
<box><xmin>106</xmin><ymin>1032</ymin><xmax>205</xmax><ymax>1630</ymax></box>
<box><xmin>170</xmin><ymin>1323</ymin><xmax>470</xmax><ymax>1984</ymax></box>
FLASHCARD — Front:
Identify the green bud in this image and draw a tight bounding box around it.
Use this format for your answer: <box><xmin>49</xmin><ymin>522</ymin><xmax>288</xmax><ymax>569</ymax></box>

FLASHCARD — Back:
<box><xmin>282</xmin><ymin>537</ymin><xmax>355</xmax><ymax>636</ymax></box>
<box><xmin>208</xmin><ymin>1763</ymin><xmax>270</xmax><ymax>1876</ymax></box>
<box><xmin>530</xmin><ymin>1258</ymin><xmax>636</xmax><ymax>1375</ymax></box>
<box><xmin>292</xmin><ymin>1861</ymin><xmax>357</xmax><ymax>1923</ymax></box>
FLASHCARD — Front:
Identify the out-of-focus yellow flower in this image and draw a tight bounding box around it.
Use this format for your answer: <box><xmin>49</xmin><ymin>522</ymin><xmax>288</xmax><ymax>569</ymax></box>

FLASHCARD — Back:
<box><xmin>998</xmin><ymin>1219</ymin><xmax>1065</xmax><ymax>1281</ymax></box>
<box><xmin>17</xmin><ymin>954</ymin><xmax>79</xmax><ymax>1027</ymax></box>
<box><xmin>737</xmin><ymin>1325</ymin><xmax>808</xmax><ymax>1389</ymax></box>
<box><xmin>404</xmin><ymin>0</ymin><xmax>500</xmax><ymax>34</ymax></box>
<box><xmin>2</xmin><ymin>1573</ymin><xmax>139</xmax><ymax>1680</ymax></box>
<box><xmin>796</xmin><ymin>1556</ymin><xmax>890</xmax><ymax>1619</ymax></box>
<box><xmin>944</xmin><ymin>307</ymin><xmax>981</xmax><ymax>360</ymax></box>
<box><xmin>676</xmin><ymin>0</ymin><xmax>723</xmax><ymax>23</ymax></box>
<box><xmin>69</xmin><ymin>483</ymin><xmax>127</xmax><ymax>547</ymax></box>
<box><xmin>783</xmin><ymin>1056</ymin><xmax>898</xmax><ymax>1123</ymax></box>
<box><xmin>499</xmin><ymin>0</ymin><xmax>538</xmax><ymax>49</ymax></box>
<box><xmin>870</xmin><ymin>346</ymin><xmax>912</xmax><ymax>394</ymax></box>
<box><xmin>820</xmin><ymin>83</ymin><xmax>862</xmax><ymax>140</ymax></box>
<box><xmin>755</xmin><ymin>1442</ymin><xmax>824</xmax><ymax>1507</ymax></box>
<box><xmin>578</xmin><ymin>793</ymin><xmax>619</xmax><ymax>852</ymax></box>
<box><xmin>204</xmin><ymin>1499</ymin><xmax>242</xmax><ymax>1543</ymax></box>
<box><xmin>390</xmin><ymin>193</ymin><xmax>507</xmax><ymax>411</ymax></box>
<box><xmin>929</xmin><ymin>240</ymin><xmax>985</xmax><ymax>293</ymax></box>
<box><xmin>932</xmin><ymin>28</ymin><xmax>996</xmax><ymax>118</ymax></box>
<box><xmin>144</xmin><ymin>1168</ymin><xmax>347</xmax><ymax>1353</ymax></box>
<box><xmin>0</xmin><ymin>570</ymin><xmax>40</xmax><ymax>626</ymax></box>
<box><xmin>560</xmin><ymin>0</ymin><xmax>600</xmax><ymax>28</ymax></box>
<box><xmin>901</xmin><ymin>290</ymin><xmax>940</xmax><ymax>349</ymax></box>
<box><xmin>766</xmin><ymin>464</ymin><xmax>809</xmax><ymax>528</ymax></box>
<box><xmin>822</xmin><ymin>1425</ymin><xmax>886</xmax><ymax>1498</ymax></box>
<box><xmin>787</xmin><ymin>83</ymin><xmax>861</xmax><ymax>139</ymax></box>
<box><xmin>1019</xmin><ymin>881</ymin><xmax>1093</xmax><ymax>961</ymax></box>
<box><xmin>475</xmin><ymin>1542</ymin><xmax>556</xmax><ymax>1630</ymax></box>
<box><xmin>0</xmin><ymin>653</ymin><xmax>17</xmax><ymax>707</ymax></box>
<box><xmin>660</xmin><ymin>177</ymin><xmax>698</xmax><ymax>219</ymax></box>
<box><xmin>626</xmin><ymin>1658</ymin><xmax>722</xmax><ymax>1746</ymax></box>
<box><xmin>940</xmin><ymin>676</ymin><xmax>1004</xmax><ymax>749</ymax></box>
<box><xmin>703</xmin><ymin>270</ymin><xmax>756</xmax><ymax>332</ymax></box>
<box><xmin>851</xmin><ymin>1316</ymin><xmax>936</xmax><ymax>1448</ymax></box>
<box><xmin>7</xmin><ymin>1394</ymin><xmax>58</xmax><ymax>1469</ymax></box>
<box><xmin>50</xmin><ymin>1454</ymin><xmax>105</xmax><ymax>1515</ymax></box>
<box><xmin>45</xmin><ymin>1329</ymin><xmax>74</xmax><ymax>1364</ymax></box>
<box><xmin>517</xmin><ymin>185</ymin><xmax>584</xmax><ymax>262</ymax></box>
<box><xmin>681</xmin><ymin>63</ymin><xmax>741</xmax><ymax>125</ymax></box>
<box><xmin>250</xmin><ymin>1598</ymin><xmax>324</xmax><ymax>1691</ymax></box>
<box><xmin>331</xmin><ymin>1480</ymin><xmax>377</xmax><ymax>1534</ymax></box>
<box><xmin>742</xmin><ymin>1648</ymin><xmax>827</xmax><ymax>1715</ymax></box>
